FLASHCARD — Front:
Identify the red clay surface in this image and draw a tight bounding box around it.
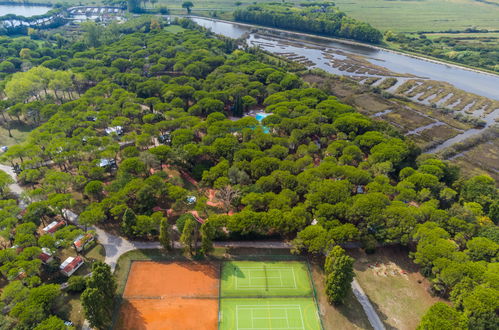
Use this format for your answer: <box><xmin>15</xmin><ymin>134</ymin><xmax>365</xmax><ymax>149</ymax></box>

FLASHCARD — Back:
<box><xmin>123</xmin><ymin>261</ymin><xmax>219</xmax><ymax>298</ymax></box>
<box><xmin>116</xmin><ymin>298</ymin><xmax>218</xmax><ymax>330</ymax></box>
<box><xmin>117</xmin><ymin>261</ymin><xmax>219</xmax><ymax>330</ymax></box>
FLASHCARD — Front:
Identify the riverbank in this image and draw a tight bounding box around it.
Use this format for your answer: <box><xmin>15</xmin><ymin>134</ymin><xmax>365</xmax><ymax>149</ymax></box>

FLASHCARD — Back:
<box><xmin>189</xmin><ymin>15</ymin><xmax>499</xmax><ymax>79</ymax></box>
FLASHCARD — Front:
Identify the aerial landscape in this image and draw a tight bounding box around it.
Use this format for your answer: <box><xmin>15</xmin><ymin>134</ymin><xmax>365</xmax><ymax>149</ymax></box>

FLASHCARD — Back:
<box><xmin>0</xmin><ymin>1</ymin><xmax>497</xmax><ymax>329</ymax></box>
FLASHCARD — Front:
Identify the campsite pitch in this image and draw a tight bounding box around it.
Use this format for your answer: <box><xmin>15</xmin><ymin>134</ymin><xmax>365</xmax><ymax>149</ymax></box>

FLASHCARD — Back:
<box><xmin>221</xmin><ymin>261</ymin><xmax>313</xmax><ymax>297</ymax></box>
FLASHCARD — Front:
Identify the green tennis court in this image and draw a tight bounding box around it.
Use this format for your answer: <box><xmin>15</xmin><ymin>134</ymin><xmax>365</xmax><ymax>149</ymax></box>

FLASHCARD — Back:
<box><xmin>221</xmin><ymin>261</ymin><xmax>313</xmax><ymax>297</ymax></box>
<box><xmin>220</xmin><ymin>298</ymin><xmax>322</xmax><ymax>330</ymax></box>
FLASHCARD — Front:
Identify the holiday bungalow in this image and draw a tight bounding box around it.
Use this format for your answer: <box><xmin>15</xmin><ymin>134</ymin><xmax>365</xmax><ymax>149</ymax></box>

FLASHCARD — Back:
<box><xmin>42</xmin><ymin>220</ymin><xmax>66</xmax><ymax>234</ymax></box>
<box><xmin>73</xmin><ymin>233</ymin><xmax>95</xmax><ymax>252</ymax></box>
<box><xmin>60</xmin><ymin>256</ymin><xmax>84</xmax><ymax>277</ymax></box>
<box><xmin>38</xmin><ymin>248</ymin><xmax>54</xmax><ymax>264</ymax></box>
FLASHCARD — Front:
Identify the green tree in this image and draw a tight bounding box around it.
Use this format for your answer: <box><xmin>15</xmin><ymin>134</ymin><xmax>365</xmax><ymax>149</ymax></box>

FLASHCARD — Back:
<box><xmin>0</xmin><ymin>170</ymin><xmax>14</xmax><ymax>198</ymax></box>
<box><xmin>82</xmin><ymin>262</ymin><xmax>116</xmax><ymax>330</ymax></box>
<box><xmin>182</xmin><ymin>1</ymin><xmax>194</xmax><ymax>14</ymax></box>
<box><xmin>121</xmin><ymin>208</ymin><xmax>137</xmax><ymax>236</ymax></box>
<box><xmin>159</xmin><ymin>216</ymin><xmax>172</xmax><ymax>250</ymax></box>
<box><xmin>324</xmin><ymin>246</ymin><xmax>355</xmax><ymax>305</ymax></box>
<box><xmin>33</xmin><ymin>316</ymin><xmax>68</xmax><ymax>330</ymax></box>
<box><xmin>180</xmin><ymin>217</ymin><xmax>197</xmax><ymax>255</ymax></box>
<box><xmin>417</xmin><ymin>302</ymin><xmax>467</xmax><ymax>330</ymax></box>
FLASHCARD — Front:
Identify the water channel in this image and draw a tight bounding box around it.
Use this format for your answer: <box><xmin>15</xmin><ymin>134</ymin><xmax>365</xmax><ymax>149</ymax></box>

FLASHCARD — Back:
<box><xmin>191</xmin><ymin>17</ymin><xmax>499</xmax><ymax>101</ymax></box>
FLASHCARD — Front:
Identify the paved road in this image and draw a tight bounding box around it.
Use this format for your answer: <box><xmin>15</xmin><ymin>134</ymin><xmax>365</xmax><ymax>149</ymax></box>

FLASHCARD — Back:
<box><xmin>352</xmin><ymin>278</ymin><xmax>386</xmax><ymax>330</ymax></box>
<box><xmin>0</xmin><ymin>164</ymin><xmax>23</xmax><ymax>195</ymax></box>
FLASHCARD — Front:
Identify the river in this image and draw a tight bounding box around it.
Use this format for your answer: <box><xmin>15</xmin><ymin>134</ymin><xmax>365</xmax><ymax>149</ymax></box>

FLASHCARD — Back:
<box><xmin>191</xmin><ymin>17</ymin><xmax>499</xmax><ymax>101</ymax></box>
<box><xmin>0</xmin><ymin>4</ymin><xmax>52</xmax><ymax>16</ymax></box>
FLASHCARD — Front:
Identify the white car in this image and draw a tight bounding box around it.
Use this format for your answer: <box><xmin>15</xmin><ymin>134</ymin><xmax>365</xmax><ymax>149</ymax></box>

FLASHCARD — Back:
<box><xmin>0</xmin><ymin>146</ymin><xmax>7</xmax><ymax>152</ymax></box>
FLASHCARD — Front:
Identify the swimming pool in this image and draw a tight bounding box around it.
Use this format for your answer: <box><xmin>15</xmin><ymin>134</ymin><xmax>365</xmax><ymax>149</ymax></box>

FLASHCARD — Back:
<box><xmin>254</xmin><ymin>112</ymin><xmax>271</xmax><ymax>133</ymax></box>
<box><xmin>255</xmin><ymin>112</ymin><xmax>271</xmax><ymax>122</ymax></box>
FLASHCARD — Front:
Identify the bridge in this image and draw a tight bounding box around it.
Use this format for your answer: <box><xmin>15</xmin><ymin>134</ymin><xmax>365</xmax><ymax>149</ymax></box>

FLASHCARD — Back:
<box><xmin>68</xmin><ymin>6</ymin><xmax>125</xmax><ymax>16</ymax></box>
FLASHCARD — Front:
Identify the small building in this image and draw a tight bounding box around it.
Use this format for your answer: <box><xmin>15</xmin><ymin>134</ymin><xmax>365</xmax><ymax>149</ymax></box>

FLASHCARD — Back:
<box><xmin>60</xmin><ymin>256</ymin><xmax>84</xmax><ymax>277</ymax></box>
<box><xmin>354</xmin><ymin>185</ymin><xmax>365</xmax><ymax>194</ymax></box>
<box><xmin>98</xmin><ymin>158</ymin><xmax>117</xmax><ymax>169</ymax></box>
<box><xmin>42</xmin><ymin>220</ymin><xmax>66</xmax><ymax>234</ymax></box>
<box><xmin>105</xmin><ymin>126</ymin><xmax>123</xmax><ymax>135</ymax></box>
<box><xmin>73</xmin><ymin>233</ymin><xmax>95</xmax><ymax>252</ymax></box>
<box><xmin>158</xmin><ymin>133</ymin><xmax>171</xmax><ymax>145</ymax></box>
<box><xmin>186</xmin><ymin>196</ymin><xmax>197</xmax><ymax>205</ymax></box>
<box><xmin>38</xmin><ymin>248</ymin><xmax>54</xmax><ymax>264</ymax></box>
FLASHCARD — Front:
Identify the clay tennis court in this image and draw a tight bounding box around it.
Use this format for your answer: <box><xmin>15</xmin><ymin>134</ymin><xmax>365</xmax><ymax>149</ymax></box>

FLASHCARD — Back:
<box><xmin>116</xmin><ymin>261</ymin><xmax>219</xmax><ymax>330</ymax></box>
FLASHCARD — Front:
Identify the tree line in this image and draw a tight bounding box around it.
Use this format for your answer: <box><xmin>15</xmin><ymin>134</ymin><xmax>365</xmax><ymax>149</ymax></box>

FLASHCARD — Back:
<box><xmin>234</xmin><ymin>4</ymin><xmax>383</xmax><ymax>44</ymax></box>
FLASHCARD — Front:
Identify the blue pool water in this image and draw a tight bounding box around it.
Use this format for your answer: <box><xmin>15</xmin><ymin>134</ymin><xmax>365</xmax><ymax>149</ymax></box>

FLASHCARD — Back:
<box><xmin>255</xmin><ymin>112</ymin><xmax>271</xmax><ymax>133</ymax></box>
<box><xmin>255</xmin><ymin>112</ymin><xmax>271</xmax><ymax>122</ymax></box>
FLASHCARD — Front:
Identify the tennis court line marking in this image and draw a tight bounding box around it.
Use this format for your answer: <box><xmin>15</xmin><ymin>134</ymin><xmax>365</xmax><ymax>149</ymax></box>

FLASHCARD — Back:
<box><xmin>235</xmin><ymin>266</ymin><xmax>299</xmax><ymax>290</ymax></box>
<box><xmin>235</xmin><ymin>304</ymin><xmax>305</xmax><ymax>330</ymax></box>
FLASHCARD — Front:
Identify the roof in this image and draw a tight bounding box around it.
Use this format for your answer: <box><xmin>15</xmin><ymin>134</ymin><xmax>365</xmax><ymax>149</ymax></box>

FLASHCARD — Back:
<box><xmin>99</xmin><ymin>158</ymin><xmax>112</xmax><ymax>167</ymax></box>
<box><xmin>60</xmin><ymin>256</ymin><xmax>84</xmax><ymax>274</ymax></box>
<box><xmin>73</xmin><ymin>233</ymin><xmax>94</xmax><ymax>248</ymax></box>
<box><xmin>38</xmin><ymin>252</ymin><xmax>52</xmax><ymax>263</ymax></box>
<box><xmin>43</xmin><ymin>220</ymin><xmax>65</xmax><ymax>234</ymax></box>
<box><xmin>105</xmin><ymin>126</ymin><xmax>123</xmax><ymax>135</ymax></box>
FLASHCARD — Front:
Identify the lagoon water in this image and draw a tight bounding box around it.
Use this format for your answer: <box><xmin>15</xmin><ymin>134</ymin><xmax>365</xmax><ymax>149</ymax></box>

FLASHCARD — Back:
<box><xmin>0</xmin><ymin>4</ymin><xmax>52</xmax><ymax>16</ymax></box>
<box><xmin>191</xmin><ymin>17</ymin><xmax>499</xmax><ymax>101</ymax></box>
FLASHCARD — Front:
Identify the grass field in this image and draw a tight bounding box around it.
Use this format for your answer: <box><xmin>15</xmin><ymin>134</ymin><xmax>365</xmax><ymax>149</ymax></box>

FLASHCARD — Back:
<box><xmin>220</xmin><ymin>298</ymin><xmax>322</xmax><ymax>330</ymax></box>
<box><xmin>350</xmin><ymin>247</ymin><xmax>442</xmax><ymax>330</ymax></box>
<box><xmin>334</xmin><ymin>0</ymin><xmax>499</xmax><ymax>32</ymax></box>
<box><xmin>221</xmin><ymin>261</ymin><xmax>313</xmax><ymax>297</ymax></box>
<box><xmin>23</xmin><ymin>0</ymin><xmax>499</xmax><ymax>33</ymax></box>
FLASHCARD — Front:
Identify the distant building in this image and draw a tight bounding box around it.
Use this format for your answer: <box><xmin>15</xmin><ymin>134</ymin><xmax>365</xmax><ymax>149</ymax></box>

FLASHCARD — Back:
<box><xmin>158</xmin><ymin>132</ymin><xmax>172</xmax><ymax>145</ymax></box>
<box><xmin>60</xmin><ymin>256</ymin><xmax>84</xmax><ymax>277</ymax></box>
<box><xmin>98</xmin><ymin>158</ymin><xmax>117</xmax><ymax>169</ymax></box>
<box><xmin>73</xmin><ymin>233</ymin><xmax>95</xmax><ymax>252</ymax></box>
<box><xmin>42</xmin><ymin>220</ymin><xmax>66</xmax><ymax>234</ymax></box>
<box><xmin>38</xmin><ymin>248</ymin><xmax>54</xmax><ymax>264</ymax></box>
<box><xmin>105</xmin><ymin>126</ymin><xmax>123</xmax><ymax>135</ymax></box>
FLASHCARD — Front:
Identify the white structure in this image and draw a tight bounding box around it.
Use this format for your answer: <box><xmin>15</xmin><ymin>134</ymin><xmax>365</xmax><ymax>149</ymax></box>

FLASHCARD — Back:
<box><xmin>60</xmin><ymin>256</ymin><xmax>84</xmax><ymax>277</ymax></box>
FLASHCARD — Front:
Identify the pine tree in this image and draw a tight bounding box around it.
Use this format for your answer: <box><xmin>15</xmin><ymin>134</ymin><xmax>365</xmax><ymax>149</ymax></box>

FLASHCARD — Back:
<box><xmin>159</xmin><ymin>217</ymin><xmax>172</xmax><ymax>250</ymax></box>
<box><xmin>121</xmin><ymin>208</ymin><xmax>136</xmax><ymax>236</ymax></box>
<box><xmin>324</xmin><ymin>246</ymin><xmax>355</xmax><ymax>305</ymax></box>
<box><xmin>82</xmin><ymin>262</ymin><xmax>116</xmax><ymax>329</ymax></box>
<box><xmin>180</xmin><ymin>218</ymin><xmax>197</xmax><ymax>255</ymax></box>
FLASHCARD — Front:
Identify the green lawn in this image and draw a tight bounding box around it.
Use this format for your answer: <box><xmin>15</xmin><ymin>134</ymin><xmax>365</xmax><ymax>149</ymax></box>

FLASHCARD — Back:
<box><xmin>221</xmin><ymin>261</ymin><xmax>313</xmax><ymax>297</ymax></box>
<box><xmin>0</xmin><ymin>122</ymin><xmax>33</xmax><ymax>147</ymax></box>
<box><xmin>220</xmin><ymin>298</ymin><xmax>322</xmax><ymax>330</ymax></box>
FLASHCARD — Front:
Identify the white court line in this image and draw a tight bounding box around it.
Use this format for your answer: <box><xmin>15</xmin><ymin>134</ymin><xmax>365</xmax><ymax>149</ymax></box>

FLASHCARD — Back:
<box><xmin>291</xmin><ymin>267</ymin><xmax>297</xmax><ymax>289</ymax></box>
<box><xmin>298</xmin><ymin>306</ymin><xmax>305</xmax><ymax>330</ymax></box>
<box><xmin>235</xmin><ymin>304</ymin><xmax>305</xmax><ymax>330</ymax></box>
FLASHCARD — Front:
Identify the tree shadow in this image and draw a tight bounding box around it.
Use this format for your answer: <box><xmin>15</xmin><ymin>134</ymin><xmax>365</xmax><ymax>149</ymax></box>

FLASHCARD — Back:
<box><xmin>114</xmin><ymin>299</ymin><xmax>147</xmax><ymax>330</ymax></box>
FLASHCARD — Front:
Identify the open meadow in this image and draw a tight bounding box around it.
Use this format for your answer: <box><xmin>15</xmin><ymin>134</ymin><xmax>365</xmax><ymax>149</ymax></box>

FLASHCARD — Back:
<box><xmin>349</xmin><ymin>247</ymin><xmax>442</xmax><ymax>330</ymax></box>
<box><xmin>334</xmin><ymin>0</ymin><xmax>499</xmax><ymax>32</ymax></box>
